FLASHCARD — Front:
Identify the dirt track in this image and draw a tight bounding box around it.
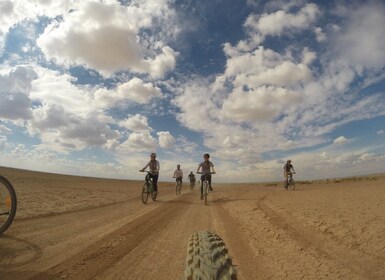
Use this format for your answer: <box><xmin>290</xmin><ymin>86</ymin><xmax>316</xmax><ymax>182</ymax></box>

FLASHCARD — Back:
<box><xmin>1</xmin><ymin>167</ymin><xmax>385</xmax><ymax>279</ymax></box>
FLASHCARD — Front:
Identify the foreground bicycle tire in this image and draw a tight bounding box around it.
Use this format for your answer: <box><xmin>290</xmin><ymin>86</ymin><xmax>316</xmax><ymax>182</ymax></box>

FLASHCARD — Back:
<box><xmin>184</xmin><ymin>231</ymin><xmax>237</xmax><ymax>280</ymax></box>
<box><xmin>0</xmin><ymin>175</ymin><xmax>17</xmax><ymax>234</ymax></box>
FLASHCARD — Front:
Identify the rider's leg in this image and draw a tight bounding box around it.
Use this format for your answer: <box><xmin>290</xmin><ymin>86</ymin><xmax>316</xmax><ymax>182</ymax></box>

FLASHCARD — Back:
<box><xmin>152</xmin><ymin>174</ymin><xmax>159</xmax><ymax>193</ymax></box>
<box><xmin>208</xmin><ymin>174</ymin><xmax>213</xmax><ymax>191</ymax></box>
<box><xmin>200</xmin><ymin>175</ymin><xmax>204</xmax><ymax>198</ymax></box>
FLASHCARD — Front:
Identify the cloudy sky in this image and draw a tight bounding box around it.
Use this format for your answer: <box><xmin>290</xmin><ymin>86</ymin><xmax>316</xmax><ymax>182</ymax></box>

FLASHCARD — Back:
<box><xmin>1</xmin><ymin>0</ymin><xmax>385</xmax><ymax>183</ymax></box>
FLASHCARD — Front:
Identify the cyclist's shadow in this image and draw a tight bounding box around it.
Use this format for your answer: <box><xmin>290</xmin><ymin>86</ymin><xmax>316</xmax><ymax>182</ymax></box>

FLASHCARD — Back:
<box><xmin>0</xmin><ymin>235</ymin><xmax>43</xmax><ymax>269</ymax></box>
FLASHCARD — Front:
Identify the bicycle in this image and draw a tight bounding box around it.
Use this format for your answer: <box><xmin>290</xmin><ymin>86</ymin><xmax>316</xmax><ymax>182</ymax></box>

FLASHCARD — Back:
<box><xmin>284</xmin><ymin>172</ymin><xmax>296</xmax><ymax>191</ymax></box>
<box><xmin>174</xmin><ymin>177</ymin><xmax>182</xmax><ymax>195</ymax></box>
<box><xmin>139</xmin><ymin>171</ymin><xmax>157</xmax><ymax>204</ymax></box>
<box><xmin>189</xmin><ymin>178</ymin><xmax>195</xmax><ymax>190</ymax></box>
<box><xmin>0</xmin><ymin>175</ymin><xmax>17</xmax><ymax>234</ymax></box>
<box><xmin>197</xmin><ymin>172</ymin><xmax>214</xmax><ymax>205</ymax></box>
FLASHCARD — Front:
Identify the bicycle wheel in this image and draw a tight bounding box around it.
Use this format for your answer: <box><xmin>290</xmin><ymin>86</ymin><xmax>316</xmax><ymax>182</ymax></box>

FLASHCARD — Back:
<box><xmin>176</xmin><ymin>182</ymin><xmax>179</xmax><ymax>195</ymax></box>
<box><xmin>183</xmin><ymin>230</ymin><xmax>237</xmax><ymax>280</ymax></box>
<box><xmin>290</xmin><ymin>179</ymin><xmax>296</xmax><ymax>191</ymax></box>
<box><xmin>0</xmin><ymin>175</ymin><xmax>17</xmax><ymax>234</ymax></box>
<box><xmin>141</xmin><ymin>183</ymin><xmax>149</xmax><ymax>204</ymax></box>
<box><xmin>204</xmin><ymin>182</ymin><xmax>208</xmax><ymax>205</ymax></box>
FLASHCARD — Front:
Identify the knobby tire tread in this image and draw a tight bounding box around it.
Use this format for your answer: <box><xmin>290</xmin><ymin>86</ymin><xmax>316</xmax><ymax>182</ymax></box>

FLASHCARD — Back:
<box><xmin>184</xmin><ymin>230</ymin><xmax>237</xmax><ymax>280</ymax></box>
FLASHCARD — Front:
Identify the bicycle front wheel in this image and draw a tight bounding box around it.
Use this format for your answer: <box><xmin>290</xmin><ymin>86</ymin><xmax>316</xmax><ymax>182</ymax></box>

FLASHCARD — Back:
<box><xmin>183</xmin><ymin>231</ymin><xmax>237</xmax><ymax>279</ymax></box>
<box><xmin>203</xmin><ymin>182</ymin><xmax>208</xmax><ymax>205</ymax></box>
<box><xmin>141</xmin><ymin>183</ymin><xmax>149</xmax><ymax>204</ymax></box>
<box><xmin>0</xmin><ymin>175</ymin><xmax>17</xmax><ymax>234</ymax></box>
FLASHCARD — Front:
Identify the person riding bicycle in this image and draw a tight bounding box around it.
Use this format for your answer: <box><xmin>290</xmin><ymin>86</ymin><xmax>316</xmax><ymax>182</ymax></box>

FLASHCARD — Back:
<box><xmin>173</xmin><ymin>164</ymin><xmax>183</xmax><ymax>187</ymax></box>
<box><xmin>140</xmin><ymin>153</ymin><xmax>160</xmax><ymax>196</ymax></box>
<box><xmin>188</xmin><ymin>171</ymin><xmax>196</xmax><ymax>184</ymax></box>
<box><xmin>197</xmin><ymin>153</ymin><xmax>216</xmax><ymax>199</ymax></box>
<box><xmin>283</xmin><ymin>159</ymin><xmax>296</xmax><ymax>188</ymax></box>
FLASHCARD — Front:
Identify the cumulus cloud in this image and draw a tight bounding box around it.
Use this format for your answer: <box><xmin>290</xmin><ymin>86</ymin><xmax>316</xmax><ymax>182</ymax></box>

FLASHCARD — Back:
<box><xmin>0</xmin><ymin>124</ymin><xmax>12</xmax><ymax>134</ymax></box>
<box><xmin>377</xmin><ymin>130</ymin><xmax>384</xmax><ymax>135</ymax></box>
<box><xmin>118</xmin><ymin>131</ymin><xmax>157</xmax><ymax>153</ymax></box>
<box><xmin>0</xmin><ymin>66</ymin><xmax>37</xmax><ymax>120</ymax></box>
<box><xmin>244</xmin><ymin>3</ymin><xmax>320</xmax><ymax>37</ymax></box>
<box><xmin>157</xmin><ymin>131</ymin><xmax>175</xmax><ymax>148</ymax></box>
<box><xmin>332</xmin><ymin>1</ymin><xmax>385</xmax><ymax>69</ymax></box>
<box><xmin>36</xmin><ymin>1</ymin><xmax>178</xmax><ymax>78</ymax></box>
<box><xmin>333</xmin><ymin>136</ymin><xmax>349</xmax><ymax>145</ymax></box>
<box><xmin>120</xmin><ymin>114</ymin><xmax>150</xmax><ymax>132</ymax></box>
<box><xmin>94</xmin><ymin>77</ymin><xmax>162</xmax><ymax>106</ymax></box>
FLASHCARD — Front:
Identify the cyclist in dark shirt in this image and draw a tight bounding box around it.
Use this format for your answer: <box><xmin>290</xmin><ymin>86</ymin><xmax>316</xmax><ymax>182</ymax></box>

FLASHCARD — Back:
<box><xmin>283</xmin><ymin>160</ymin><xmax>296</xmax><ymax>188</ymax></box>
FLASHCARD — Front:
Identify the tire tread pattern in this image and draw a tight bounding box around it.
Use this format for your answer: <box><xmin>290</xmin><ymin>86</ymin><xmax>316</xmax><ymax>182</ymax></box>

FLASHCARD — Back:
<box><xmin>184</xmin><ymin>231</ymin><xmax>237</xmax><ymax>280</ymax></box>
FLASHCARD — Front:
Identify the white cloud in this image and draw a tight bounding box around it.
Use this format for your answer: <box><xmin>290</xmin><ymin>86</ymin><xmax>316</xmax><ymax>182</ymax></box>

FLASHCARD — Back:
<box><xmin>0</xmin><ymin>66</ymin><xmax>37</xmax><ymax>120</ymax></box>
<box><xmin>120</xmin><ymin>114</ymin><xmax>149</xmax><ymax>132</ymax></box>
<box><xmin>332</xmin><ymin>2</ymin><xmax>385</xmax><ymax>69</ymax></box>
<box><xmin>118</xmin><ymin>131</ymin><xmax>157</xmax><ymax>153</ymax></box>
<box><xmin>222</xmin><ymin>86</ymin><xmax>302</xmax><ymax>122</ymax></box>
<box><xmin>94</xmin><ymin>77</ymin><xmax>162</xmax><ymax>106</ymax></box>
<box><xmin>157</xmin><ymin>131</ymin><xmax>175</xmax><ymax>148</ymax></box>
<box><xmin>36</xmin><ymin>1</ymin><xmax>178</xmax><ymax>78</ymax></box>
<box><xmin>333</xmin><ymin>136</ymin><xmax>349</xmax><ymax>145</ymax></box>
<box><xmin>0</xmin><ymin>124</ymin><xmax>12</xmax><ymax>134</ymax></box>
<box><xmin>245</xmin><ymin>3</ymin><xmax>320</xmax><ymax>37</ymax></box>
<box><xmin>377</xmin><ymin>130</ymin><xmax>384</xmax><ymax>135</ymax></box>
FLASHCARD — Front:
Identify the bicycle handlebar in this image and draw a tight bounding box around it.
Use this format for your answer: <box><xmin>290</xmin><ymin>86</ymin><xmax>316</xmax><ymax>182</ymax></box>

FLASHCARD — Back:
<box><xmin>196</xmin><ymin>172</ymin><xmax>216</xmax><ymax>174</ymax></box>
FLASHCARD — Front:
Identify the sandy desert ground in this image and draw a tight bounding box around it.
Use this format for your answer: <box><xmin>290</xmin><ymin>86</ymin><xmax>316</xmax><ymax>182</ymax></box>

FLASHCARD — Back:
<box><xmin>0</xmin><ymin>166</ymin><xmax>384</xmax><ymax>280</ymax></box>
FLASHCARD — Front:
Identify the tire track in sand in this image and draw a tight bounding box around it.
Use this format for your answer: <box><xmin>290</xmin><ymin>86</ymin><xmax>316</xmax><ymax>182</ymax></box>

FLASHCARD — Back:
<box><xmin>257</xmin><ymin>195</ymin><xmax>385</xmax><ymax>279</ymax></box>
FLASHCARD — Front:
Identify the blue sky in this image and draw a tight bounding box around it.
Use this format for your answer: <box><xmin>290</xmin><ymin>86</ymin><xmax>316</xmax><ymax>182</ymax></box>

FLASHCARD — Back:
<box><xmin>1</xmin><ymin>0</ymin><xmax>385</xmax><ymax>183</ymax></box>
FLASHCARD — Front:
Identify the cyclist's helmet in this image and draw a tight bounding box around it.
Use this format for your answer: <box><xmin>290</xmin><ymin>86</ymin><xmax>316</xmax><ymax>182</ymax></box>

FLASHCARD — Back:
<box><xmin>150</xmin><ymin>152</ymin><xmax>157</xmax><ymax>158</ymax></box>
<box><xmin>204</xmin><ymin>153</ymin><xmax>210</xmax><ymax>158</ymax></box>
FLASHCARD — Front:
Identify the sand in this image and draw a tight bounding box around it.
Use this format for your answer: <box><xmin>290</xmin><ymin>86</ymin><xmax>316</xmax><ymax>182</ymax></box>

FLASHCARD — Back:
<box><xmin>0</xmin><ymin>166</ymin><xmax>384</xmax><ymax>279</ymax></box>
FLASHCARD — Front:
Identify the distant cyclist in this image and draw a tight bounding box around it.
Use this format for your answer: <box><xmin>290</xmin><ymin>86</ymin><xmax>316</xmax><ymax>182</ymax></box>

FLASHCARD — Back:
<box><xmin>188</xmin><ymin>171</ymin><xmax>196</xmax><ymax>185</ymax></box>
<box><xmin>197</xmin><ymin>153</ymin><xmax>216</xmax><ymax>199</ymax></box>
<box><xmin>173</xmin><ymin>164</ymin><xmax>183</xmax><ymax>187</ymax></box>
<box><xmin>283</xmin><ymin>159</ymin><xmax>296</xmax><ymax>188</ymax></box>
<box><xmin>140</xmin><ymin>153</ymin><xmax>160</xmax><ymax>196</ymax></box>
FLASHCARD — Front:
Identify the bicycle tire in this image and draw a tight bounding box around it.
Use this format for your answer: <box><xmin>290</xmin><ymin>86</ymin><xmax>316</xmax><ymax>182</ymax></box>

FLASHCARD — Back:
<box><xmin>151</xmin><ymin>190</ymin><xmax>157</xmax><ymax>201</ymax></box>
<box><xmin>0</xmin><ymin>175</ymin><xmax>17</xmax><ymax>234</ymax></box>
<box><xmin>141</xmin><ymin>183</ymin><xmax>149</xmax><ymax>204</ymax></box>
<box><xmin>290</xmin><ymin>179</ymin><xmax>296</xmax><ymax>191</ymax></box>
<box><xmin>204</xmin><ymin>182</ymin><xmax>208</xmax><ymax>205</ymax></box>
<box><xmin>183</xmin><ymin>230</ymin><xmax>237</xmax><ymax>280</ymax></box>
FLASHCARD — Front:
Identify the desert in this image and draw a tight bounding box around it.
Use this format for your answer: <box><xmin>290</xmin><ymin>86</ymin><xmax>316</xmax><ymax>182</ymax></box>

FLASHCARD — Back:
<box><xmin>1</xmin><ymin>166</ymin><xmax>385</xmax><ymax>280</ymax></box>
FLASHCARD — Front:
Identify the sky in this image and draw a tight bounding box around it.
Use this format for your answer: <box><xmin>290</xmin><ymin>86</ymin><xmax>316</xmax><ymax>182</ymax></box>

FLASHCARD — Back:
<box><xmin>1</xmin><ymin>0</ymin><xmax>385</xmax><ymax>183</ymax></box>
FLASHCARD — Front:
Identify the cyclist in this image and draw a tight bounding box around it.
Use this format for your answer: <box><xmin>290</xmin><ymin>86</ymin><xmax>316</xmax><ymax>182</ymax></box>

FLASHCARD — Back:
<box><xmin>197</xmin><ymin>153</ymin><xmax>216</xmax><ymax>199</ymax></box>
<box><xmin>283</xmin><ymin>159</ymin><xmax>296</xmax><ymax>188</ymax></box>
<box><xmin>140</xmin><ymin>153</ymin><xmax>160</xmax><ymax>196</ymax></box>
<box><xmin>188</xmin><ymin>171</ymin><xmax>196</xmax><ymax>185</ymax></box>
<box><xmin>173</xmin><ymin>164</ymin><xmax>183</xmax><ymax>187</ymax></box>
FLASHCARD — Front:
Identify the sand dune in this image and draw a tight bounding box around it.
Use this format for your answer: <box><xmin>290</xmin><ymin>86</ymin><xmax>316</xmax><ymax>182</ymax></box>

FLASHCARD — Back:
<box><xmin>1</xmin><ymin>166</ymin><xmax>384</xmax><ymax>279</ymax></box>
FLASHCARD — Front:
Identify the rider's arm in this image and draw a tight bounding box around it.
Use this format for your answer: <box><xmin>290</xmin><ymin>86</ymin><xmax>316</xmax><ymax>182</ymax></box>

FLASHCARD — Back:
<box><xmin>197</xmin><ymin>163</ymin><xmax>201</xmax><ymax>173</ymax></box>
<box><xmin>141</xmin><ymin>161</ymin><xmax>150</xmax><ymax>171</ymax></box>
<box><xmin>210</xmin><ymin>162</ymin><xmax>216</xmax><ymax>174</ymax></box>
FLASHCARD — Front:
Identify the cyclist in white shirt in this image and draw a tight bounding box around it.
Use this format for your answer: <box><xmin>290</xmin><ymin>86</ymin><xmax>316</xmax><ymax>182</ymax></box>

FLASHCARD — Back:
<box><xmin>173</xmin><ymin>164</ymin><xmax>183</xmax><ymax>186</ymax></box>
<box><xmin>140</xmin><ymin>153</ymin><xmax>160</xmax><ymax>195</ymax></box>
<box><xmin>197</xmin><ymin>153</ymin><xmax>216</xmax><ymax>199</ymax></box>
